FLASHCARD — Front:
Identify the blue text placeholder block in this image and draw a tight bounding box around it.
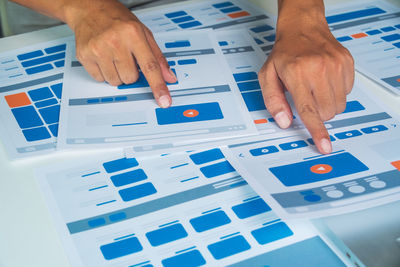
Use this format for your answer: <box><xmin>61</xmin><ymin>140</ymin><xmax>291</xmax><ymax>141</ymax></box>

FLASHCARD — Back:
<box><xmin>381</xmin><ymin>33</ymin><xmax>400</xmax><ymax>42</ymax></box>
<box><xmin>21</xmin><ymin>52</ymin><xmax>65</xmax><ymax>68</ymax></box>
<box><xmin>48</xmin><ymin>123</ymin><xmax>58</xmax><ymax>137</ymax></box>
<box><xmin>342</xmin><ymin>101</ymin><xmax>365</xmax><ymax>113</ymax></box>
<box><xmin>189</xmin><ymin>148</ymin><xmax>224</xmax><ymax>165</ymax></box>
<box><xmin>17</xmin><ymin>50</ymin><xmax>44</xmax><ymax>61</ymax></box>
<box><xmin>233</xmin><ymin>72</ymin><xmax>258</xmax><ymax>82</ymax></box>
<box><xmin>200</xmin><ymin>161</ymin><xmax>235</xmax><ymax>178</ymax></box>
<box><xmin>250</xmin><ymin>24</ymin><xmax>274</xmax><ymax>33</ymax></box>
<box><xmin>361</xmin><ymin>125</ymin><xmax>388</xmax><ymax>134</ymax></box>
<box><xmin>212</xmin><ymin>2</ymin><xmax>233</xmax><ymax>9</ymax></box>
<box><xmin>146</xmin><ymin>223</ymin><xmax>188</xmax><ymax>247</ymax></box>
<box><xmin>237</xmin><ymin>81</ymin><xmax>261</xmax><ymax>92</ymax></box>
<box><xmin>171</xmin><ymin>16</ymin><xmax>194</xmax><ymax>24</ymax></box>
<box><xmin>190</xmin><ymin>210</ymin><xmax>231</xmax><ymax>232</ymax></box>
<box><xmin>251</xmin><ymin>222</ymin><xmax>293</xmax><ymax>245</ymax></box>
<box><xmin>100</xmin><ymin>237</ymin><xmax>143</xmax><ymax>260</ymax></box>
<box><xmin>250</xmin><ymin>146</ymin><xmax>279</xmax><ymax>156</ymax></box>
<box><xmin>279</xmin><ymin>140</ymin><xmax>308</xmax><ymax>151</ymax></box>
<box><xmin>50</xmin><ymin>83</ymin><xmax>62</xmax><ymax>99</ymax></box>
<box><xmin>208</xmin><ymin>235</ymin><xmax>251</xmax><ymax>260</ymax></box>
<box><xmin>28</xmin><ymin>87</ymin><xmax>53</xmax><ymax>101</ymax></box>
<box><xmin>38</xmin><ymin>104</ymin><xmax>60</xmax><ymax>124</ymax></box>
<box><xmin>334</xmin><ymin>130</ymin><xmax>362</xmax><ymax>140</ymax></box>
<box><xmin>111</xmin><ymin>169</ymin><xmax>148</xmax><ymax>187</ymax></box>
<box><xmin>156</xmin><ymin>102</ymin><xmax>223</xmax><ymax>125</ymax></box>
<box><xmin>119</xmin><ymin>182</ymin><xmax>157</xmax><ymax>202</ymax></box>
<box><xmin>103</xmin><ymin>158</ymin><xmax>139</xmax><ymax>173</ymax></box>
<box><xmin>25</xmin><ymin>64</ymin><xmax>53</xmax><ymax>75</ymax></box>
<box><xmin>22</xmin><ymin>127</ymin><xmax>51</xmax><ymax>142</ymax></box>
<box><xmin>162</xmin><ymin>249</ymin><xmax>206</xmax><ymax>267</ymax></box>
<box><xmin>165</xmin><ymin>11</ymin><xmax>187</xmax><ymax>18</ymax></box>
<box><xmin>165</xmin><ymin>40</ymin><xmax>191</xmax><ymax>48</ymax></box>
<box><xmin>12</xmin><ymin>106</ymin><xmax>43</xmax><ymax>129</ymax></box>
<box><xmin>269</xmin><ymin>152</ymin><xmax>369</xmax><ymax>186</ymax></box>
<box><xmin>242</xmin><ymin>91</ymin><xmax>266</xmax><ymax>111</ymax></box>
<box><xmin>326</xmin><ymin>7</ymin><xmax>386</xmax><ymax>24</ymax></box>
<box><xmin>232</xmin><ymin>198</ymin><xmax>271</xmax><ymax>219</ymax></box>
<box><xmin>178</xmin><ymin>21</ymin><xmax>202</xmax><ymax>29</ymax></box>
<box><xmin>44</xmin><ymin>44</ymin><xmax>66</xmax><ymax>54</ymax></box>
<box><xmin>220</xmin><ymin>6</ymin><xmax>241</xmax><ymax>13</ymax></box>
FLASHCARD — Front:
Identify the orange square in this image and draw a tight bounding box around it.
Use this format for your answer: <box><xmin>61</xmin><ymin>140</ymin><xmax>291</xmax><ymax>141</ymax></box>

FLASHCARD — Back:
<box><xmin>351</xmin><ymin>33</ymin><xmax>368</xmax><ymax>39</ymax></box>
<box><xmin>396</xmin><ymin>78</ymin><xmax>400</xmax><ymax>83</ymax></box>
<box><xmin>254</xmin><ymin>119</ymin><xmax>268</xmax><ymax>124</ymax></box>
<box><xmin>391</xmin><ymin>160</ymin><xmax>400</xmax><ymax>171</ymax></box>
<box><xmin>4</xmin><ymin>92</ymin><xmax>31</xmax><ymax>108</ymax></box>
<box><xmin>228</xmin><ymin>11</ymin><xmax>250</xmax><ymax>19</ymax></box>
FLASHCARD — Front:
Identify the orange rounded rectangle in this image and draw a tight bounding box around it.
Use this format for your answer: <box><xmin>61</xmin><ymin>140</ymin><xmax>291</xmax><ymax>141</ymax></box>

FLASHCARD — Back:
<box><xmin>228</xmin><ymin>11</ymin><xmax>250</xmax><ymax>19</ymax></box>
<box><xmin>391</xmin><ymin>160</ymin><xmax>400</xmax><ymax>171</ymax></box>
<box><xmin>254</xmin><ymin>119</ymin><xmax>268</xmax><ymax>124</ymax></box>
<box><xmin>4</xmin><ymin>92</ymin><xmax>31</xmax><ymax>108</ymax></box>
<box><xmin>351</xmin><ymin>33</ymin><xmax>368</xmax><ymax>39</ymax></box>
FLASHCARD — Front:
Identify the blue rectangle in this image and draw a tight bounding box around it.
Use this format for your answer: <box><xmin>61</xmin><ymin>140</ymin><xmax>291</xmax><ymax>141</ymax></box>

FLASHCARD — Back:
<box><xmin>111</xmin><ymin>169</ymin><xmax>147</xmax><ymax>187</ymax></box>
<box><xmin>190</xmin><ymin>210</ymin><xmax>231</xmax><ymax>232</ymax></box>
<box><xmin>54</xmin><ymin>60</ymin><xmax>65</xmax><ymax>68</ymax></box>
<box><xmin>12</xmin><ymin>106</ymin><xmax>43</xmax><ymax>129</ymax></box>
<box><xmin>178</xmin><ymin>21</ymin><xmax>202</xmax><ymax>29</ymax></box>
<box><xmin>361</xmin><ymin>125</ymin><xmax>388</xmax><ymax>134</ymax></box>
<box><xmin>342</xmin><ymin>101</ymin><xmax>365</xmax><ymax>113</ymax></box>
<box><xmin>381</xmin><ymin>26</ymin><xmax>396</xmax><ymax>32</ymax></box>
<box><xmin>233</xmin><ymin>72</ymin><xmax>258</xmax><ymax>82</ymax></box>
<box><xmin>165</xmin><ymin>11</ymin><xmax>187</xmax><ymax>18</ymax></box>
<box><xmin>50</xmin><ymin>83</ymin><xmax>62</xmax><ymax>99</ymax></box>
<box><xmin>251</xmin><ymin>222</ymin><xmax>293</xmax><ymax>245</ymax></box>
<box><xmin>25</xmin><ymin>63</ymin><xmax>53</xmax><ymax>75</ymax></box>
<box><xmin>156</xmin><ymin>102</ymin><xmax>223</xmax><ymax>125</ymax></box>
<box><xmin>307</xmin><ymin>135</ymin><xmax>335</xmax><ymax>145</ymax></box>
<box><xmin>38</xmin><ymin>104</ymin><xmax>60</xmax><ymax>124</ymax></box>
<box><xmin>269</xmin><ymin>152</ymin><xmax>369</xmax><ymax>187</ymax></box>
<box><xmin>366</xmin><ymin>29</ymin><xmax>381</xmax><ymax>35</ymax></box>
<box><xmin>22</xmin><ymin>127</ymin><xmax>51</xmax><ymax>142</ymax></box>
<box><xmin>279</xmin><ymin>140</ymin><xmax>308</xmax><ymax>151</ymax></box>
<box><xmin>213</xmin><ymin>2</ymin><xmax>234</xmax><ymax>8</ymax></box>
<box><xmin>48</xmin><ymin>123</ymin><xmax>58</xmax><ymax>137</ymax></box>
<box><xmin>334</xmin><ymin>129</ymin><xmax>362</xmax><ymax>139</ymax></box>
<box><xmin>146</xmin><ymin>223</ymin><xmax>188</xmax><ymax>246</ymax></box>
<box><xmin>200</xmin><ymin>161</ymin><xmax>235</xmax><ymax>178</ymax></box>
<box><xmin>165</xmin><ymin>40</ymin><xmax>191</xmax><ymax>48</ymax></box>
<box><xmin>394</xmin><ymin>42</ymin><xmax>400</xmax><ymax>48</ymax></box>
<box><xmin>189</xmin><ymin>148</ymin><xmax>224</xmax><ymax>165</ymax></box>
<box><xmin>220</xmin><ymin>6</ymin><xmax>241</xmax><ymax>13</ymax></box>
<box><xmin>381</xmin><ymin>34</ymin><xmax>400</xmax><ymax>42</ymax></box>
<box><xmin>100</xmin><ymin>237</ymin><xmax>143</xmax><ymax>260</ymax></box>
<box><xmin>264</xmin><ymin>34</ymin><xmax>276</xmax><ymax>42</ymax></box>
<box><xmin>237</xmin><ymin>81</ymin><xmax>261</xmax><ymax>92</ymax></box>
<box><xmin>118</xmin><ymin>72</ymin><xmax>149</xmax><ymax>89</ymax></box>
<box><xmin>250</xmin><ymin>146</ymin><xmax>279</xmax><ymax>156</ymax></box>
<box><xmin>103</xmin><ymin>158</ymin><xmax>139</xmax><ymax>173</ymax></box>
<box><xmin>177</xmin><ymin>59</ymin><xmax>197</xmax><ymax>65</ymax></box>
<box><xmin>207</xmin><ymin>235</ymin><xmax>251</xmax><ymax>260</ymax></box>
<box><xmin>162</xmin><ymin>249</ymin><xmax>206</xmax><ymax>267</ymax></box>
<box><xmin>396</xmin><ymin>24</ymin><xmax>400</xmax><ymax>29</ymax></box>
<box><xmin>119</xmin><ymin>182</ymin><xmax>157</xmax><ymax>202</ymax></box>
<box><xmin>232</xmin><ymin>198</ymin><xmax>271</xmax><ymax>219</ymax></box>
<box><xmin>254</xmin><ymin>38</ymin><xmax>264</xmax><ymax>45</ymax></box>
<box><xmin>336</xmin><ymin>36</ymin><xmax>352</xmax><ymax>42</ymax></box>
<box><xmin>109</xmin><ymin>212</ymin><xmax>126</xmax><ymax>222</ymax></box>
<box><xmin>171</xmin><ymin>16</ymin><xmax>194</xmax><ymax>24</ymax></box>
<box><xmin>88</xmin><ymin>218</ymin><xmax>105</xmax><ymax>228</ymax></box>
<box><xmin>219</xmin><ymin>41</ymin><xmax>228</xmax><ymax>46</ymax></box>
<box><xmin>250</xmin><ymin>25</ymin><xmax>274</xmax><ymax>33</ymax></box>
<box><xmin>242</xmin><ymin>91</ymin><xmax>266</xmax><ymax>111</ymax></box>
<box><xmin>17</xmin><ymin>50</ymin><xmax>44</xmax><ymax>61</ymax></box>
<box><xmin>28</xmin><ymin>86</ymin><xmax>53</xmax><ymax>101</ymax></box>
<box><xmin>326</xmin><ymin>8</ymin><xmax>386</xmax><ymax>24</ymax></box>
<box><xmin>44</xmin><ymin>44</ymin><xmax>66</xmax><ymax>54</ymax></box>
<box><xmin>21</xmin><ymin>52</ymin><xmax>65</xmax><ymax>68</ymax></box>
<box><xmin>34</xmin><ymin>98</ymin><xmax>58</xmax><ymax>108</ymax></box>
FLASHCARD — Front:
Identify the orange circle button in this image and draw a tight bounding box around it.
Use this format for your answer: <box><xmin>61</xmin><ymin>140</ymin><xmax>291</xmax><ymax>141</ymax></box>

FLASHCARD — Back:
<box><xmin>310</xmin><ymin>164</ymin><xmax>333</xmax><ymax>174</ymax></box>
<box><xmin>183</xmin><ymin>109</ymin><xmax>199</xmax><ymax>118</ymax></box>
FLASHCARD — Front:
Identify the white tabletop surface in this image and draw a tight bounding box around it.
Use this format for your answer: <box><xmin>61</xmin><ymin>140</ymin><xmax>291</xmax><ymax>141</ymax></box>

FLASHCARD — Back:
<box><xmin>0</xmin><ymin>1</ymin><xmax>399</xmax><ymax>267</ymax></box>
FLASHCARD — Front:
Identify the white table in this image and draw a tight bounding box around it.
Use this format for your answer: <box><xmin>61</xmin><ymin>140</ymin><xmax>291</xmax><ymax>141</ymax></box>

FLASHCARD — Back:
<box><xmin>0</xmin><ymin>1</ymin><xmax>399</xmax><ymax>266</ymax></box>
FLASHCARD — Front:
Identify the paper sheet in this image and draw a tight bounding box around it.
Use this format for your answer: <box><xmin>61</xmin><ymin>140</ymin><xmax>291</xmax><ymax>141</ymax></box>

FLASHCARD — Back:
<box><xmin>0</xmin><ymin>37</ymin><xmax>72</xmax><ymax>159</ymax></box>
<box><xmin>222</xmin><ymin>78</ymin><xmax>400</xmax><ymax>219</ymax></box>
<box><xmin>36</xmin><ymin>148</ymin><xmax>350</xmax><ymax>267</ymax></box>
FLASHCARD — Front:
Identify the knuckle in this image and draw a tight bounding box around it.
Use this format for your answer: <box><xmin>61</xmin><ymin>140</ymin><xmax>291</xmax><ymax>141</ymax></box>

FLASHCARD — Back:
<box><xmin>142</xmin><ymin>60</ymin><xmax>160</xmax><ymax>73</ymax></box>
<box><xmin>298</xmin><ymin>103</ymin><xmax>318</xmax><ymax>116</ymax></box>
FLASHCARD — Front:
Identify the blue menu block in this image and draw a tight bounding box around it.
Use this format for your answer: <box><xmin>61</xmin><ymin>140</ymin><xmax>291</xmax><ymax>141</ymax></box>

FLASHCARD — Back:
<box><xmin>269</xmin><ymin>152</ymin><xmax>369</xmax><ymax>186</ymax></box>
<box><xmin>17</xmin><ymin>50</ymin><xmax>44</xmax><ymax>61</ymax></box>
<box><xmin>232</xmin><ymin>198</ymin><xmax>271</xmax><ymax>219</ymax></box>
<box><xmin>88</xmin><ymin>218</ymin><xmax>106</xmax><ymax>228</ymax></box>
<box><xmin>21</xmin><ymin>52</ymin><xmax>65</xmax><ymax>68</ymax></box>
<box><xmin>162</xmin><ymin>249</ymin><xmax>206</xmax><ymax>267</ymax></box>
<box><xmin>50</xmin><ymin>83</ymin><xmax>62</xmax><ymax>99</ymax></box>
<box><xmin>381</xmin><ymin>33</ymin><xmax>400</xmax><ymax>42</ymax></box>
<box><xmin>212</xmin><ymin>2</ymin><xmax>234</xmax><ymax>8</ymax></box>
<box><xmin>237</xmin><ymin>81</ymin><xmax>261</xmax><ymax>92</ymax></box>
<box><xmin>48</xmin><ymin>123</ymin><xmax>58</xmax><ymax>137</ymax></box>
<box><xmin>165</xmin><ymin>11</ymin><xmax>187</xmax><ymax>18</ymax></box>
<box><xmin>34</xmin><ymin>98</ymin><xmax>58</xmax><ymax>108</ymax></box>
<box><xmin>178</xmin><ymin>21</ymin><xmax>202</xmax><ymax>29</ymax></box>
<box><xmin>264</xmin><ymin>34</ymin><xmax>276</xmax><ymax>42</ymax></box>
<box><xmin>366</xmin><ymin>29</ymin><xmax>382</xmax><ymax>35</ymax></box>
<box><xmin>146</xmin><ymin>223</ymin><xmax>188</xmax><ymax>247</ymax></box>
<box><xmin>219</xmin><ymin>41</ymin><xmax>228</xmax><ymax>46</ymax></box>
<box><xmin>44</xmin><ymin>44</ymin><xmax>66</xmax><ymax>54</ymax></box>
<box><xmin>208</xmin><ymin>235</ymin><xmax>251</xmax><ymax>260</ymax></box>
<box><xmin>156</xmin><ymin>102</ymin><xmax>223</xmax><ymax>125</ymax></box>
<box><xmin>200</xmin><ymin>161</ymin><xmax>235</xmax><ymax>178</ymax></box>
<box><xmin>111</xmin><ymin>169</ymin><xmax>147</xmax><ymax>187</ymax></box>
<box><xmin>242</xmin><ymin>91</ymin><xmax>266</xmax><ymax>112</ymax></box>
<box><xmin>54</xmin><ymin>60</ymin><xmax>65</xmax><ymax>68</ymax></box>
<box><xmin>22</xmin><ymin>127</ymin><xmax>51</xmax><ymax>141</ymax></box>
<box><xmin>361</xmin><ymin>125</ymin><xmax>388</xmax><ymax>134</ymax></box>
<box><xmin>190</xmin><ymin>210</ymin><xmax>231</xmax><ymax>232</ymax></box>
<box><xmin>103</xmin><ymin>158</ymin><xmax>139</xmax><ymax>173</ymax></box>
<box><xmin>119</xmin><ymin>182</ymin><xmax>157</xmax><ymax>202</ymax></box>
<box><xmin>250</xmin><ymin>25</ymin><xmax>274</xmax><ymax>33</ymax></box>
<box><xmin>233</xmin><ymin>72</ymin><xmax>258</xmax><ymax>82</ymax></box>
<box><xmin>25</xmin><ymin>63</ymin><xmax>53</xmax><ymax>75</ymax></box>
<box><xmin>220</xmin><ymin>6</ymin><xmax>241</xmax><ymax>13</ymax></box>
<box><xmin>109</xmin><ymin>212</ymin><xmax>126</xmax><ymax>222</ymax></box>
<box><xmin>177</xmin><ymin>59</ymin><xmax>197</xmax><ymax>65</ymax></box>
<box><xmin>28</xmin><ymin>87</ymin><xmax>53</xmax><ymax>101</ymax></box>
<box><xmin>38</xmin><ymin>105</ymin><xmax>60</xmax><ymax>124</ymax></box>
<box><xmin>279</xmin><ymin>140</ymin><xmax>308</xmax><ymax>151</ymax></box>
<box><xmin>165</xmin><ymin>40</ymin><xmax>191</xmax><ymax>48</ymax></box>
<box><xmin>334</xmin><ymin>130</ymin><xmax>362</xmax><ymax>139</ymax></box>
<box><xmin>171</xmin><ymin>16</ymin><xmax>194</xmax><ymax>24</ymax></box>
<box><xmin>100</xmin><ymin>237</ymin><xmax>143</xmax><ymax>260</ymax></box>
<box><xmin>326</xmin><ymin>7</ymin><xmax>385</xmax><ymax>24</ymax></box>
<box><xmin>336</xmin><ymin>36</ymin><xmax>352</xmax><ymax>42</ymax></box>
<box><xmin>342</xmin><ymin>101</ymin><xmax>365</xmax><ymax>113</ymax></box>
<box><xmin>189</xmin><ymin>148</ymin><xmax>224</xmax><ymax>165</ymax></box>
<box><xmin>117</xmin><ymin>72</ymin><xmax>149</xmax><ymax>89</ymax></box>
<box><xmin>251</xmin><ymin>222</ymin><xmax>293</xmax><ymax>245</ymax></box>
<box><xmin>381</xmin><ymin>26</ymin><xmax>396</xmax><ymax>32</ymax></box>
<box><xmin>12</xmin><ymin>106</ymin><xmax>43</xmax><ymax>129</ymax></box>
<box><xmin>249</xmin><ymin>145</ymin><xmax>279</xmax><ymax>156</ymax></box>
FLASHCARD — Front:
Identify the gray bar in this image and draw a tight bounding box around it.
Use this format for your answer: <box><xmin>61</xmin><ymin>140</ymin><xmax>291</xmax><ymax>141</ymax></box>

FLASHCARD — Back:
<box><xmin>329</xmin><ymin>112</ymin><xmax>391</xmax><ymax>129</ymax></box>
<box><xmin>261</xmin><ymin>44</ymin><xmax>274</xmax><ymax>52</ymax></box>
<box><xmin>66</xmin><ymin>176</ymin><xmax>246</xmax><ymax>234</ymax></box>
<box><xmin>0</xmin><ymin>73</ymin><xmax>63</xmax><ymax>93</ymax></box>
<box><xmin>16</xmin><ymin>142</ymin><xmax>56</xmax><ymax>153</ymax></box>
<box><xmin>201</xmin><ymin>15</ymin><xmax>269</xmax><ymax>30</ymax></box>
<box><xmin>330</xmin><ymin>12</ymin><xmax>400</xmax><ymax>31</ymax></box>
<box><xmin>222</xmin><ymin>46</ymin><xmax>254</xmax><ymax>55</ymax></box>
<box><xmin>71</xmin><ymin>61</ymin><xmax>82</xmax><ymax>67</ymax></box>
<box><xmin>163</xmin><ymin>48</ymin><xmax>215</xmax><ymax>58</ymax></box>
<box><xmin>382</xmin><ymin>75</ymin><xmax>400</xmax><ymax>88</ymax></box>
<box><xmin>69</xmin><ymin>85</ymin><xmax>230</xmax><ymax>106</ymax></box>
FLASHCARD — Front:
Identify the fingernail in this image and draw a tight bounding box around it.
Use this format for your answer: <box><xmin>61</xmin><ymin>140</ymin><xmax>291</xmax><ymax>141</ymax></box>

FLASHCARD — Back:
<box><xmin>275</xmin><ymin>111</ymin><xmax>291</xmax><ymax>129</ymax></box>
<box><xmin>168</xmin><ymin>68</ymin><xmax>177</xmax><ymax>81</ymax></box>
<box><xmin>320</xmin><ymin>138</ymin><xmax>332</xmax><ymax>154</ymax></box>
<box><xmin>158</xmin><ymin>95</ymin><xmax>171</xmax><ymax>108</ymax></box>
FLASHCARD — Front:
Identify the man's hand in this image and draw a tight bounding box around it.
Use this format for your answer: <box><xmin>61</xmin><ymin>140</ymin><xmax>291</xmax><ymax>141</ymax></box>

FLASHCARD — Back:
<box><xmin>259</xmin><ymin>0</ymin><xmax>354</xmax><ymax>154</ymax></box>
<box><xmin>65</xmin><ymin>0</ymin><xmax>176</xmax><ymax>108</ymax></box>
